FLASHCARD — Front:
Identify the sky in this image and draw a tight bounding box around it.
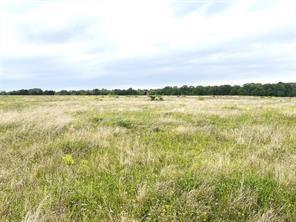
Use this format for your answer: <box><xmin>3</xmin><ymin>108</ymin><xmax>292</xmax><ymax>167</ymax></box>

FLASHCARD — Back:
<box><xmin>0</xmin><ymin>0</ymin><xmax>296</xmax><ymax>90</ymax></box>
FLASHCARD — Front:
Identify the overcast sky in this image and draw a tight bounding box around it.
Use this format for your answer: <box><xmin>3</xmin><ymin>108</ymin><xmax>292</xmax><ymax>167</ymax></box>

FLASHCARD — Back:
<box><xmin>0</xmin><ymin>0</ymin><xmax>296</xmax><ymax>90</ymax></box>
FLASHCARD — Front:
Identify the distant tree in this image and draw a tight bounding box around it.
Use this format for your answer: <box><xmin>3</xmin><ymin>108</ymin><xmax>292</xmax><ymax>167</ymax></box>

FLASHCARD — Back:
<box><xmin>28</xmin><ymin>88</ymin><xmax>43</xmax><ymax>95</ymax></box>
<box><xmin>1</xmin><ymin>82</ymin><xmax>295</xmax><ymax>97</ymax></box>
<box><xmin>43</xmin><ymin>90</ymin><xmax>55</xmax><ymax>95</ymax></box>
<box><xmin>58</xmin><ymin>90</ymin><xmax>70</xmax><ymax>95</ymax></box>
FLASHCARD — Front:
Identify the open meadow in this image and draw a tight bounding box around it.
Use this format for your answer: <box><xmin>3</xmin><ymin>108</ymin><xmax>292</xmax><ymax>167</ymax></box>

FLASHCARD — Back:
<box><xmin>0</xmin><ymin>96</ymin><xmax>295</xmax><ymax>221</ymax></box>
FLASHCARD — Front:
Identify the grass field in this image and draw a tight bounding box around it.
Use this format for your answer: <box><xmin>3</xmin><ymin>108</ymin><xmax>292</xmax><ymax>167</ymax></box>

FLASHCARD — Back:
<box><xmin>0</xmin><ymin>96</ymin><xmax>295</xmax><ymax>221</ymax></box>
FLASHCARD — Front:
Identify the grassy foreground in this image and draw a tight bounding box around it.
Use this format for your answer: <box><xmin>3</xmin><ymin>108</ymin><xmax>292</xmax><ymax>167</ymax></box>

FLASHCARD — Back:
<box><xmin>0</xmin><ymin>96</ymin><xmax>295</xmax><ymax>221</ymax></box>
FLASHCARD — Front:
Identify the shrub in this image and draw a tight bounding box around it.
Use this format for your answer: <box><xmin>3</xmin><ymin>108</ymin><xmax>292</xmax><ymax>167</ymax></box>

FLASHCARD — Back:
<box><xmin>149</xmin><ymin>95</ymin><xmax>164</xmax><ymax>101</ymax></box>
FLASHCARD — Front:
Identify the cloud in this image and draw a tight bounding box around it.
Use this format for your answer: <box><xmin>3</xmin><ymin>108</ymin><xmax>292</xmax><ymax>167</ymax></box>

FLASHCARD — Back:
<box><xmin>19</xmin><ymin>22</ymin><xmax>89</xmax><ymax>44</ymax></box>
<box><xmin>0</xmin><ymin>0</ymin><xmax>295</xmax><ymax>90</ymax></box>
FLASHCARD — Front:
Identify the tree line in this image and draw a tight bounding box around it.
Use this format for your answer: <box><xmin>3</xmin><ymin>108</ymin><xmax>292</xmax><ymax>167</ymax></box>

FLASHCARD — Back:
<box><xmin>1</xmin><ymin>82</ymin><xmax>295</xmax><ymax>97</ymax></box>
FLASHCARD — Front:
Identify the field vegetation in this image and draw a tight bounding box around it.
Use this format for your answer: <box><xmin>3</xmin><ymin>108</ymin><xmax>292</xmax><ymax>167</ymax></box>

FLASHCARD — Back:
<box><xmin>0</xmin><ymin>96</ymin><xmax>295</xmax><ymax>221</ymax></box>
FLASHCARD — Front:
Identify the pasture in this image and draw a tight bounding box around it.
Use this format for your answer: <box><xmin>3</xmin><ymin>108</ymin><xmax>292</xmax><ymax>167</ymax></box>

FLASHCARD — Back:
<box><xmin>0</xmin><ymin>96</ymin><xmax>295</xmax><ymax>221</ymax></box>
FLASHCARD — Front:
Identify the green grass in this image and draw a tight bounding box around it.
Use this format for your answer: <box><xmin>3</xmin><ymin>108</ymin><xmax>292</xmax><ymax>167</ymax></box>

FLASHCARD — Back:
<box><xmin>0</xmin><ymin>96</ymin><xmax>295</xmax><ymax>221</ymax></box>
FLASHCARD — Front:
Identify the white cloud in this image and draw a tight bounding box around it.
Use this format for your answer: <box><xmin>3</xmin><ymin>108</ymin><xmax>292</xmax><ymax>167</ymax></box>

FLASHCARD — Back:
<box><xmin>0</xmin><ymin>0</ymin><xmax>296</xmax><ymax>89</ymax></box>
